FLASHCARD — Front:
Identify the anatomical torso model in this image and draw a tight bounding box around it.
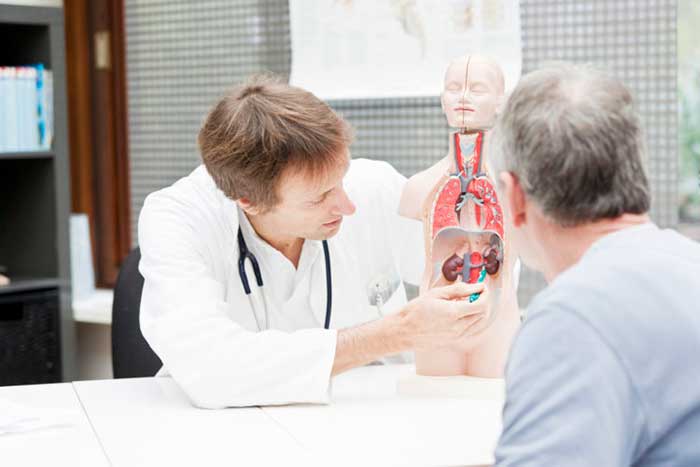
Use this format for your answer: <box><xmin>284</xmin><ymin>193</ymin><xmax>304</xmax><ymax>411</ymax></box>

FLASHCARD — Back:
<box><xmin>399</xmin><ymin>54</ymin><xmax>520</xmax><ymax>378</ymax></box>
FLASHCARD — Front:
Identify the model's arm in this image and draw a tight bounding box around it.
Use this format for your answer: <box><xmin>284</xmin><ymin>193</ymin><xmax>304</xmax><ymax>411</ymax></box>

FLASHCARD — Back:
<box><xmin>332</xmin><ymin>282</ymin><xmax>489</xmax><ymax>375</ymax></box>
<box><xmin>398</xmin><ymin>155</ymin><xmax>451</xmax><ymax>220</ymax></box>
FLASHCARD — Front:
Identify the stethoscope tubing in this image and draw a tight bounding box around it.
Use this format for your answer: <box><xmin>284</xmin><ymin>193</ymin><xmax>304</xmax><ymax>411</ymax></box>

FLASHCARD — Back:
<box><xmin>237</xmin><ymin>226</ymin><xmax>332</xmax><ymax>330</ymax></box>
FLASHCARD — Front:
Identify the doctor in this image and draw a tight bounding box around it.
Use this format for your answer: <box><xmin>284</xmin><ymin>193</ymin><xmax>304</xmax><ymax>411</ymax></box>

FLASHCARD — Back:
<box><xmin>138</xmin><ymin>76</ymin><xmax>489</xmax><ymax>408</ymax></box>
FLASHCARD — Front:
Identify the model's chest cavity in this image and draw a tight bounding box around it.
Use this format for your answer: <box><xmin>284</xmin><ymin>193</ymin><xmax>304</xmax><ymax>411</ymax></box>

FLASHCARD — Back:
<box><xmin>427</xmin><ymin>132</ymin><xmax>505</xmax><ymax>292</ymax></box>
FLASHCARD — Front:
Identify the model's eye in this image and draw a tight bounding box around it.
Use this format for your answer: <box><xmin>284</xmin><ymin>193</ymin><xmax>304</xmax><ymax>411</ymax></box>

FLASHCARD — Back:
<box><xmin>471</xmin><ymin>84</ymin><xmax>488</xmax><ymax>94</ymax></box>
<box><xmin>446</xmin><ymin>82</ymin><xmax>461</xmax><ymax>92</ymax></box>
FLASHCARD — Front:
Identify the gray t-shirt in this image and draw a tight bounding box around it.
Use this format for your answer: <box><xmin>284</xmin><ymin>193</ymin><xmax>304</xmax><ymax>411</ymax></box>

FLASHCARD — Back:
<box><xmin>495</xmin><ymin>223</ymin><xmax>700</xmax><ymax>466</ymax></box>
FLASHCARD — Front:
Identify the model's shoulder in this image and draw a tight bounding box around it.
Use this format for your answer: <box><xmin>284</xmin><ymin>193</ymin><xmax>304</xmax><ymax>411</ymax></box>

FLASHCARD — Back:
<box><xmin>406</xmin><ymin>156</ymin><xmax>450</xmax><ymax>187</ymax></box>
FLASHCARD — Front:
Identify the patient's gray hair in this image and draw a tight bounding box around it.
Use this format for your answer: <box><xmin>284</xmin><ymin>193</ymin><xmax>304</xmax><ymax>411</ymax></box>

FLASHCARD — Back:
<box><xmin>488</xmin><ymin>63</ymin><xmax>650</xmax><ymax>227</ymax></box>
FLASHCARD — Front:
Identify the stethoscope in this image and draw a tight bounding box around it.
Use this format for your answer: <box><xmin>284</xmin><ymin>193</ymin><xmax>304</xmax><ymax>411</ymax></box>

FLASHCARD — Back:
<box><xmin>237</xmin><ymin>226</ymin><xmax>332</xmax><ymax>331</ymax></box>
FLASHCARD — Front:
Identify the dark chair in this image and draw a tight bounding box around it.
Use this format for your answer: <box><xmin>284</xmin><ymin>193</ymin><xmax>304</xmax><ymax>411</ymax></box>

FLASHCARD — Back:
<box><xmin>111</xmin><ymin>247</ymin><xmax>162</xmax><ymax>378</ymax></box>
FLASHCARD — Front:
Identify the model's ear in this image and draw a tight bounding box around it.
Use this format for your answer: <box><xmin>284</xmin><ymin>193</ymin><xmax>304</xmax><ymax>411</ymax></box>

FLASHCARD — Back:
<box><xmin>236</xmin><ymin>198</ymin><xmax>262</xmax><ymax>216</ymax></box>
<box><xmin>498</xmin><ymin>171</ymin><xmax>527</xmax><ymax>228</ymax></box>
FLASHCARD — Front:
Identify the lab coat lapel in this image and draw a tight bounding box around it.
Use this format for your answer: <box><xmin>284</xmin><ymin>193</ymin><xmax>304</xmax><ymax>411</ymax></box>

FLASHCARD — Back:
<box><xmin>305</xmin><ymin>240</ymin><xmax>332</xmax><ymax>329</ymax></box>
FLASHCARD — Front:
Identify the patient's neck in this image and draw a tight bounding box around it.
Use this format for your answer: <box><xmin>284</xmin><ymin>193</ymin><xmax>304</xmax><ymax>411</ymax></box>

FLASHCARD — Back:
<box><xmin>542</xmin><ymin>213</ymin><xmax>651</xmax><ymax>282</ymax></box>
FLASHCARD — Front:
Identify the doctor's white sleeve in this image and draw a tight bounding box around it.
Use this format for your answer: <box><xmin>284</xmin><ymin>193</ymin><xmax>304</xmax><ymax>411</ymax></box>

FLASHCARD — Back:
<box><xmin>137</xmin><ymin>193</ymin><xmax>337</xmax><ymax>409</ymax></box>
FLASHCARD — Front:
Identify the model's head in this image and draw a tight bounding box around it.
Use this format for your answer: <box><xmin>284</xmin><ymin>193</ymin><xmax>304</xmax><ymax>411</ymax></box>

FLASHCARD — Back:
<box><xmin>441</xmin><ymin>54</ymin><xmax>505</xmax><ymax>131</ymax></box>
<box><xmin>199</xmin><ymin>75</ymin><xmax>356</xmax><ymax>240</ymax></box>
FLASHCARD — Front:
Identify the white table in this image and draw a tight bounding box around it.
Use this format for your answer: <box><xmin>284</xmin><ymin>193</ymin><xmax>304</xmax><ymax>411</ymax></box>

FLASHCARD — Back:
<box><xmin>73</xmin><ymin>365</ymin><xmax>502</xmax><ymax>466</ymax></box>
<box><xmin>2</xmin><ymin>365</ymin><xmax>502</xmax><ymax>466</ymax></box>
<box><xmin>72</xmin><ymin>377</ymin><xmax>315</xmax><ymax>466</ymax></box>
<box><xmin>0</xmin><ymin>383</ymin><xmax>109</xmax><ymax>467</ymax></box>
<box><xmin>262</xmin><ymin>364</ymin><xmax>503</xmax><ymax>466</ymax></box>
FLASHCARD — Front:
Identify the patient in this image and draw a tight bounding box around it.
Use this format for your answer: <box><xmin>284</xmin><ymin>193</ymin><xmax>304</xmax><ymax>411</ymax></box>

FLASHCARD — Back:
<box><xmin>490</xmin><ymin>63</ymin><xmax>700</xmax><ymax>466</ymax></box>
<box><xmin>399</xmin><ymin>54</ymin><xmax>520</xmax><ymax>378</ymax></box>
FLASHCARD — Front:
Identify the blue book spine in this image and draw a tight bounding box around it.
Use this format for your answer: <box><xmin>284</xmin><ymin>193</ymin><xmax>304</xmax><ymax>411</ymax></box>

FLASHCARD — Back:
<box><xmin>35</xmin><ymin>64</ymin><xmax>47</xmax><ymax>149</ymax></box>
<box><xmin>16</xmin><ymin>67</ymin><xmax>29</xmax><ymax>151</ymax></box>
<box><xmin>16</xmin><ymin>67</ymin><xmax>26</xmax><ymax>150</ymax></box>
<box><xmin>44</xmin><ymin>70</ymin><xmax>53</xmax><ymax>149</ymax></box>
<box><xmin>26</xmin><ymin>66</ymin><xmax>39</xmax><ymax>150</ymax></box>
<box><xmin>0</xmin><ymin>67</ymin><xmax>7</xmax><ymax>152</ymax></box>
<box><xmin>6</xmin><ymin>67</ymin><xmax>19</xmax><ymax>151</ymax></box>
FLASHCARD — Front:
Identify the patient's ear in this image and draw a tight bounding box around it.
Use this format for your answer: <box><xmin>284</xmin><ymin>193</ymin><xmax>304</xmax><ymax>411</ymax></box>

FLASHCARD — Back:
<box><xmin>498</xmin><ymin>171</ymin><xmax>527</xmax><ymax>228</ymax></box>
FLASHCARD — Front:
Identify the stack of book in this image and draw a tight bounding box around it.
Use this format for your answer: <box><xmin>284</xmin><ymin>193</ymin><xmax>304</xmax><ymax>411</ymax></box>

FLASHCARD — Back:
<box><xmin>0</xmin><ymin>64</ymin><xmax>53</xmax><ymax>153</ymax></box>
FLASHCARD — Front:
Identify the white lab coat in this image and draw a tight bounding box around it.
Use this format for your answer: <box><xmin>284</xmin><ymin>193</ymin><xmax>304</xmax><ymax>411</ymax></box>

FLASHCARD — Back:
<box><xmin>138</xmin><ymin>159</ymin><xmax>424</xmax><ymax>408</ymax></box>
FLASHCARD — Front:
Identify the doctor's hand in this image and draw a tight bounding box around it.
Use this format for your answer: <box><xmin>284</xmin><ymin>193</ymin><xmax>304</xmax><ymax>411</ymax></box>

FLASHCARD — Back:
<box><xmin>401</xmin><ymin>282</ymin><xmax>490</xmax><ymax>351</ymax></box>
<box><xmin>332</xmin><ymin>282</ymin><xmax>490</xmax><ymax>376</ymax></box>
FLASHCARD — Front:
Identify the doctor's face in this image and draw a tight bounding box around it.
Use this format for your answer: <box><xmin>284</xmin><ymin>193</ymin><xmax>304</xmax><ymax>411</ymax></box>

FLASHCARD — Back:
<box><xmin>266</xmin><ymin>152</ymin><xmax>356</xmax><ymax>241</ymax></box>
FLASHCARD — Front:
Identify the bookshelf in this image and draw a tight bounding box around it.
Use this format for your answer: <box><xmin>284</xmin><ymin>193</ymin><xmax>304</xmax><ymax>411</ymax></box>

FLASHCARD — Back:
<box><xmin>0</xmin><ymin>4</ymin><xmax>75</xmax><ymax>383</ymax></box>
<box><xmin>0</xmin><ymin>150</ymin><xmax>54</xmax><ymax>159</ymax></box>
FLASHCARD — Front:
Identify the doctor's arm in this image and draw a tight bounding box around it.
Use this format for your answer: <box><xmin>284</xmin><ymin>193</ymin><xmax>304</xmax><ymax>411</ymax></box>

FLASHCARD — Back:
<box><xmin>138</xmin><ymin>192</ymin><xmax>485</xmax><ymax>407</ymax></box>
<box><xmin>138</xmin><ymin>194</ymin><xmax>340</xmax><ymax>408</ymax></box>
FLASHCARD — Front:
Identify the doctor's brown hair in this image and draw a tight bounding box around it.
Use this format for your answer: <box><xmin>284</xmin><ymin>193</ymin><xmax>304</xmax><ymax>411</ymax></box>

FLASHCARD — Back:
<box><xmin>198</xmin><ymin>75</ymin><xmax>352</xmax><ymax>211</ymax></box>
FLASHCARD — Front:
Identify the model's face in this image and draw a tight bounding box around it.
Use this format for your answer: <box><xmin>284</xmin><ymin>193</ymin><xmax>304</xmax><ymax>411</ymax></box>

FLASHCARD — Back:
<box><xmin>441</xmin><ymin>57</ymin><xmax>503</xmax><ymax>130</ymax></box>
<box><xmin>260</xmin><ymin>152</ymin><xmax>356</xmax><ymax>241</ymax></box>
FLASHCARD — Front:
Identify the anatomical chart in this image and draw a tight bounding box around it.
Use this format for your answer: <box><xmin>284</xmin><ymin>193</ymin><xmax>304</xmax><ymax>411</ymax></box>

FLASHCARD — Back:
<box><xmin>289</xmin><ymin>0</ymin><xmax>522</xmax><ymax>99</ymax></box>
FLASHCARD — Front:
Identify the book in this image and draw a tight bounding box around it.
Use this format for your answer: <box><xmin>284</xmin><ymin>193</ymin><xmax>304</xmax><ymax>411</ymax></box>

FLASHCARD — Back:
<box><xmin>0</xmin><ymin>65</ymin><xmax>51</xmax><ymax>153</ymax></box>
<box><xmin>4</xmin><ymin>67</ymin><xmax>19</xmax><ymax>151</ymax></box>
<box><xmin>0</xmin><ymin>67</ymin><xmax>7</xmax><ymax>152</ymax></box>
<box><xmin>18</xmin><ymin>67</ymin><xmax>38</xmax><ymax>150</ymax></box>
<box><xmin>35</xmin><ymin>64</ymin><xmax>47</xmax><ymax>149</ymax></box>
<box><xmin>16</xmin><ymin>67</ymin><xmax>27</xmax><ymax>150</ymax></box>
<box><xmin>43</xmin><ymin>69</ymin><xmax>53</xmax><ymax>149</ymax></box>
<box><xmin>24</xmin><ymin>67</ymin><xmax>40</xmax><ymax>150</ymax></box>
